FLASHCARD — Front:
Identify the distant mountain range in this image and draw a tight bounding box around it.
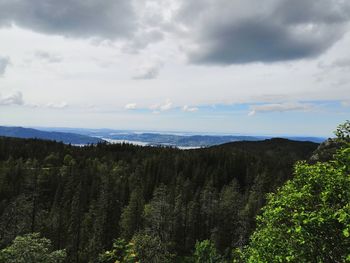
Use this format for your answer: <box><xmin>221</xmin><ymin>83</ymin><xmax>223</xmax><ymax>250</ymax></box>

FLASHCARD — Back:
<box><xmin>104</xmin><ymin>133</ymin><xmax>266</xmax><ymax>147</ymax></box>
<box><xmin>0</xmin><ymin>126</ymin><xmax>104</xmax><ymax>144</ymax></box>
<box><xmin>0</xmin><ymin>126</ymin><xmax>326</xmax><ymax>147</ymax></box>
<box><xmin>99</xmin><ymin>133</ymin><xmax>326</xmax><ymax>147</ymax></box>
<box><xmin>36</xmin><ymin>127</ymin><xmax>327</xmax><ymax>147</ymax></box>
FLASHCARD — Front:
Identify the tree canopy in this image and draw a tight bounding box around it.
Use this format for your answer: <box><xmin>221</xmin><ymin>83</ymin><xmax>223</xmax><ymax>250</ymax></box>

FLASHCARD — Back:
<box><xmin>0</xmin><ymin>136</ymin><xmax>317</xmax><ymax>262</ymax></box>
<box><xmin>0</xmin><ymin>233</ymin><xmax>66</xmax><ymax>263</ymax></box>
<box><xmin>237</xmin><ymin>121</ymin><xmax>350</xmax><ymax>262</ymax></box>
<box><xmin>5</xmin><ymin>122</ymin><xmax>350</xmax><ymax>262</ymax></box>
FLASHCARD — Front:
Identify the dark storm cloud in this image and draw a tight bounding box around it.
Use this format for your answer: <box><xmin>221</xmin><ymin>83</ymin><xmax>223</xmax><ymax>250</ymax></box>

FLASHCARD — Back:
<box><xmin>0</xmin><ymin>0</ymin><xmax>136</xmax><ymax>39</ymax></box>
<box><xmin>273</xmin><ymin>0</ymin><xmax>350</xmax><ymax>24</ymax></box>
<box><xmin>178</xmin><ymin>0</ymin><xmax>350</xmax><ymax>64</ymax></box>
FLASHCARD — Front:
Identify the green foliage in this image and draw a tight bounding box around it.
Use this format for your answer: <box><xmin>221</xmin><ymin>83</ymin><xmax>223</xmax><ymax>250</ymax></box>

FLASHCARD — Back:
<box><xmin>193</xmin><ymin>240</ymin><xmax>222</xmax><ymax>263</ymax></box>
<box><xmin>120</xmin><ymin>188</ymin><xmax>145</xmax><ymax>240</ymax></box>
<box><xmin>132</xmin><ymin>232</ymin><xmax>174</xmax><ymax>262</ymax></box>
<box><xmin>334</xmin><ymin>120</ymin><xmax>350</xmax><ymax>142</ymax></box>
<box><xmin>0</xmin><ymin>135</ymin><xmax>318</xmax><ymax>262</ymax></box>
<box><xmin>98</xmin><ymin>238</ymin><xmax>138</xmax><ymax>263</ymax></box>
<box><xmin>0</xmin><ymin>233</ymin><xmax>66</xmax><ymax>263</ymax></box>
<box><xmin>143</xmin><ymin>185</ymin><xmax>173</xmax><ymax>244</ymax></box>
<box><xmin>99</xmin><ymin>234</ymin><xmax>174</xmax><ymax>263</ymax></box>
<box><xmin>240</xmin><ymin>142</ymin><xmax>350</xmax><ymax>262</ymax></box>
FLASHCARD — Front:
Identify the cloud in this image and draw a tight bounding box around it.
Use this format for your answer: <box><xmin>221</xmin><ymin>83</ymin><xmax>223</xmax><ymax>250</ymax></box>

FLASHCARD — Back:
<box><xmin>133</xmin><ymin>61</ymin><xmax>163</xmax><ymax>80</ymax></box>
<box><xmin>341</xmin><ymin>101</ymin><xmax>350</xmax><ymax>107</ymax></box>
<box><xmin>0</xmin><ymin>91</ymin><xmax>24</xmax><ymax>106</ymax></box>
<box><xmin>0</xmin><ymin>91</ymin><xmax>69</xmax><ymax>109</ymax></box>
<box><xmin>150</xmin><ymin>99</ymin><xmax>173</xmax><ymax>112</ymax></box>
<box><xmin>124</xmin><ymin>29</ymin><xmax>164</xmax><ymax>53</ymax></box>
<box><xmin>121</xmin><ymin>0</ymin><xmax>178</xmax><ymax>52</ymax></box>
<box><xmin>183</xmin><ymin>105</ymin><xmax>199</xmax><ymax>112</ymax></box>
<box><xmin>319</xmin><ymin>57</ymin><xmax>350</xmax><ymax>70</ymax></box>
<box><xmin>159</xmin><ymin>100</ymin><xmax>173</xmax><ymax>111</ymax></box>
<box><xmin>0</xmin><ymin>0</ymin><xmax>136</xmax><ymax>39</ymax></box>
<box><xmin>178</xmin><ymin>0</ymin><xmax>350</xmax><ymax>64</ymax></box>
<box><xmin>332</xmin><ymin>58</ymin><xmax>350</xmax><ymax>68</ymax></box>
<box><xmin>35</xmin><ymin>51</ymin><xmax>63</xmax><ymax>63</ymax></box>
<box><xmin>46</xmin><ymin>102</ymin><xmax>68</xmax><ymax>109</ymax></box>
<box><xmin>248</xmin><ymin>102</ymin><xmax>313</xmax><ymax>116</ymax></box>
<box><xmin>125</xmin><ymin>103</ymin><xmax>137</xmax><ymax>110</ymax></box>
<box><xmin>0</xmin><ymin>56</ymin><xmax>10</xmax><ymax>75</ymax></box>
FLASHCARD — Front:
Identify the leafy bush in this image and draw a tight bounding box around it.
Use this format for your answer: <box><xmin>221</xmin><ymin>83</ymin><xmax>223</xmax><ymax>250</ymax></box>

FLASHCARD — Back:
<box><xmin>99</xmin><ymin>238</ymin><xmax>138</xmax><ymax>263</ymax></box>
<box><xmin>238</xmin><ymin>123</ymin><xmax>350</xmax><ymax>262</ymax></box>
<box><xmin>0</xmin><ymin>233</ymin><xmax>66</xmax><ymax>263</ymax></box>
<box><xmin>132</xmin><ymin>233</ymin><xmax>174</xmax><ymax>263</ymax></box>
<box><xmin>193</xmin><ymin>240</ymin><xmax>223</xmax><ymax>263</ymax></box>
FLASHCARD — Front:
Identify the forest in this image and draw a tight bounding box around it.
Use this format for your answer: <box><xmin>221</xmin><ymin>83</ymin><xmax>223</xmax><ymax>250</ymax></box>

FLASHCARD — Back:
<box><xmin>0</xmin><ymin>121</ymin><xmax>349</xmax><ymax>262</ymax></box>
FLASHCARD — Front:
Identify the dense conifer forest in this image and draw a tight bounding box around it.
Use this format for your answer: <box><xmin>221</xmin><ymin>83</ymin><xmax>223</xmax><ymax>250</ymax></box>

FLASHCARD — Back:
<box><xmin>0</xmin><ymin>135</ymin><xmax>319</xmax><ymax>262</ymax></box>
<box><xmin>2</xmin><ymin>0</ymin><xmax>350</xmax><ymax>260</ymax></box>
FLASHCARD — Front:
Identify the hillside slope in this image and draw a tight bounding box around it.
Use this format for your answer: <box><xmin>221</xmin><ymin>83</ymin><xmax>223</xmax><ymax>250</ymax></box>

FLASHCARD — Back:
<box><xmin>0</xmin><ymin>126</ymin><xmax>103</xmax><ymax>144</ymax></box>
<box><xmin>0</xmin><ymin>137</ymin><xmax>318</xmax><ymax>262</ymax></box>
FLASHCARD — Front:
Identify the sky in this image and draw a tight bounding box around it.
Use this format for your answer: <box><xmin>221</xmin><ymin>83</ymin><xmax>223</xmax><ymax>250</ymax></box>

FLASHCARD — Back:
<box><xmin>0</xmin><ymin>0</ymin><xmax>350</xmax><ymax>137</ymax></box>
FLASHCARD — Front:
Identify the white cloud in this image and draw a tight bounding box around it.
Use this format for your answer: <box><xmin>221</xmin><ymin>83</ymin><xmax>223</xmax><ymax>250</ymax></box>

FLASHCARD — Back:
<box><xmin>341</xmin><ymin>100</ymin><xmax>350</xmax><ymax>107</ymax></box>
<box><xmin>124</xmin><ymin>29</ymin><xmax>164</xmax><ymax>53</ymax></box>
<box><xmin>133</xmin><ymin>61</ymin><xmax>163</xmax><ymax>80</ymax></box>
<box><xmin>150</xmin><ymin>99</ymin><xmax>173</xmax><ymax>112</ymax></box>
<box><xmin>160</xmin><ymin>100</ymin><xmax>173</xmax><ymax>111</ymax></box>
<box><xmin>248</xmin><ymin>102</ymin><xmax>314</xmax><ymax>116</ymax></box>
<box><xmin>46</xmin><ymin>102</ymin><xmax>68</xmax><ymax>109</ymax></box>
<box><xmin>125</xmin><ymin>103</ymin><xmax>137</xmax><ymax>110</ymax></box>
<box><xmin>0</xmin><ymin>56</ymin><xmax>10</xmax><ymax>75</ymax></box>
<box><xmin>0</xmin><ymin>91</ymin><xmax>24</xmax><ymax>106</ymax></box>
<box><xmin>0</xmin><ymin>91</ymin><xmax>69</xmax><ymax>109</ymax></box>
<box><xmin>35</xmin><ymin>51</ymin><xmax>63</xmax><ymax>63</ymax></box>
<box><xmin>183</xmin><ymin>105</ymin><xmax>198</xmax><ymax>112</ymax></box>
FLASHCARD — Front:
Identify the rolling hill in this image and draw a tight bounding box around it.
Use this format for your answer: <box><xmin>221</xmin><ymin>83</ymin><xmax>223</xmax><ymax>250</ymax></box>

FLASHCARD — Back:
<box><xmin>0</xmin><ymin>126</ymin><xmax>104</xmax><ymax>144</ymax></box>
